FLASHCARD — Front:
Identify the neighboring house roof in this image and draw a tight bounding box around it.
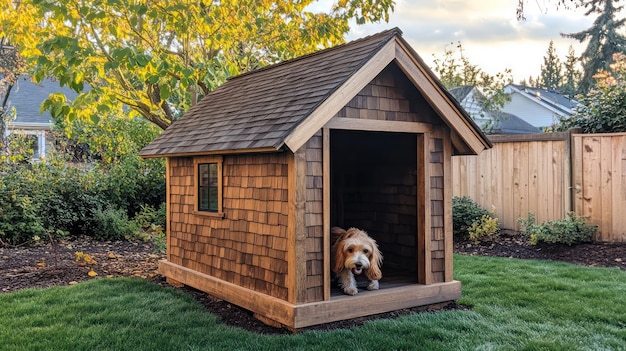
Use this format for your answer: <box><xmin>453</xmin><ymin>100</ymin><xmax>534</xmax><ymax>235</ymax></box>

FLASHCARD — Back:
<box><xmin>448</xmin><ymin>86</ymin><xmax>489</xmax><ymax>121</ymax></box>
<box><xmin>502</xmin><ymin>84</ymin><xmax>580</xmax><ymax>128</ymax></box>
<box><xmin>490</xmin><ymin>112</ymin><xmax>541</xmax><ymax>134</ymax></box>
<box><xmin>4</xmin><ymin>76</ymin><xmax>79</xmax><ymax>129</ymax></box>
<box><xmin>506</xmin><ymin>84</ymin><xmax>579</xmax><ymax>115</ymax></box>
<box><xmin>140</xmin><ymin>28</ymin><xmax>491</xmax><ymax>158</ymax></box>
<box><xmin>450</xmin><ymin>84</ymin><xmax>576</xmax><ymax>133</ymax></box>
<box><xmin>448</xmin><ymin>86</ymin><xmax>474</xmax><ymax>102</ymax></box>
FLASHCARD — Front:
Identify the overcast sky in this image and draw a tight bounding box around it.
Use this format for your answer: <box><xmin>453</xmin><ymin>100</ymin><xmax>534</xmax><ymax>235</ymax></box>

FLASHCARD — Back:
<box><xmin>337</xmin><ymin>0</ymin><xmax>599</xmax><ymax>82</ymax></box>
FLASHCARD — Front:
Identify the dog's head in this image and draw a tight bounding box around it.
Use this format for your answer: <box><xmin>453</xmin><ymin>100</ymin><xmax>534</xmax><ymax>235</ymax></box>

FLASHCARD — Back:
<box><xmin>331</xmin><ymin>227</ymin><xmax>383</xmax><ymax>281</ymax></box>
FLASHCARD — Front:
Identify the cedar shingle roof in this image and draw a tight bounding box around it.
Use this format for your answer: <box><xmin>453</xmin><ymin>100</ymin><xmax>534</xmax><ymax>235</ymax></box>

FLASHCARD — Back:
<box><xmin>140</xmin><ymin>28</ymin><xmax>490</xmax><ymax>158</ymax></box>
<box><xmin>140</xmin><ymin>29</ymin><xmax>398</xmax><ymax>157</ymax></box>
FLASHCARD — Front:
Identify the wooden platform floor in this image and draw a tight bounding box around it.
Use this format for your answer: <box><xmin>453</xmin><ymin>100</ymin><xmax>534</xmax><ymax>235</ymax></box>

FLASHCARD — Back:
<box><xmin>330</xmin><ymin>273</ymin><xmax>418</xmax><ymax>297</ymax></box>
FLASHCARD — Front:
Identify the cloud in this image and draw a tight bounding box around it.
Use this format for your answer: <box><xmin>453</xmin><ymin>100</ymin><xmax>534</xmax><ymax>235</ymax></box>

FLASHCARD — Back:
<box><xmin>346</xmin><ymin>0</ymin><xmax>595</xmax><ymax>81</ymax></box>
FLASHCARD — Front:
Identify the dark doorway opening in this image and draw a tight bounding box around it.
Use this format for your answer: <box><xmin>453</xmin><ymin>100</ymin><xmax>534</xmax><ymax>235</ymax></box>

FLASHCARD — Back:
<box><xmin>330</xmin><ymin>130</ymin><xmax>418</xmax><ymax>282</ymax></box>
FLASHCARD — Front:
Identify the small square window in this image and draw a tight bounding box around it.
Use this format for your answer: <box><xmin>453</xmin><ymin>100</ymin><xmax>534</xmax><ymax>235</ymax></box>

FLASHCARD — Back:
<box><xmin>194</xmin><ymin>156</ymin><xmax>223</xmax><ymax>217</ymax></box>
<box><xmin>198</xmin><ymin>163</ymin><xmax>218</xmax><ymax>211</ymax></box>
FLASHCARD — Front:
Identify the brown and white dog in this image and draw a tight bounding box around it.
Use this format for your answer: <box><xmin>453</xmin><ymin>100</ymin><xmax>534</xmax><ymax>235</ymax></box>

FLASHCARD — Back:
<box><xmin>331</xmin><ymin>227</ymin><xmax>383</xmax><ymax>295</ymax></box>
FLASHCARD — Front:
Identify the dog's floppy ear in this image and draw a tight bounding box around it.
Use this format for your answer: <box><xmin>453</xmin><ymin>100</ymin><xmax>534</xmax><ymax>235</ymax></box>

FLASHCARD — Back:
<box><xmin>332</xmin><ymin>238</ymin><xmax>346</xmax><ymax>274</ymax></box>
<box><xmin>331</xmin><ymin>227</ymin><xmax>347</xmax><ymax>274</ymax></box>
<box><xmin>331</xmin><ymin>227</ymin><xmax>346</xmax><ymax>242</ymax></box>
<box><xmin>365</xmin><ymin>239</ymin><xmax>383</xmax><ymax>281</ymax></box>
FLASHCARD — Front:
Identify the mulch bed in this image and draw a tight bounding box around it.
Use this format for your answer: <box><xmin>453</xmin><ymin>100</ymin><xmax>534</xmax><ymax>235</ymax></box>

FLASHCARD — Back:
<box><xmin>1</xmin><ymin>231</ymin><xmax>624</xmax><ymax>334</ymax></box>
<box><xmin>454</xmin><ymin>229</ymin><xmax>626</xmax><ymax>270</ymax></box>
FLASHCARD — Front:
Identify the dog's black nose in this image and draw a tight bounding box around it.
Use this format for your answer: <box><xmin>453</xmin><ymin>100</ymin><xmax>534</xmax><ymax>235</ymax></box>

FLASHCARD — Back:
<box><xmin>355</xmin><ymin>262</ymin><xmax>363</xmax><ymax>268</ymax></box>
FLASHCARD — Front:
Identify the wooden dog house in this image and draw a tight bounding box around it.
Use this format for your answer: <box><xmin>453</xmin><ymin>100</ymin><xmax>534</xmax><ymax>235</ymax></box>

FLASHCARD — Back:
<box><xmin>140</xmin><ymin>28</ymin><xmax>491</xmax><ymax>331</ymax></box>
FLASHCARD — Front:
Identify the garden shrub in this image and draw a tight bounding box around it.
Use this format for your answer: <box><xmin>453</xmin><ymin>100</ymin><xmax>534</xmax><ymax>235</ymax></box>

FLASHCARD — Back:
<box><xmin>0</xmin><ymin>116</ymin><xmax>166</xmax><ymax>245</ymax></box>
<box><xmin>452</xmin><ymin>196</ymin><xmax>499</xmax><ymax>241</ymax></box>
<box><xmin>132</xmin><ymin>203</ymin><xmax>167</xmax><ymax>252</ymax></box>
<box><xmin>0</xmin><ymin>178</ymin><xmax>46</xmax><ymax>245</ymax></box>
<box><xmin>468</xmin><ymin>214</ymin><xmax>500</xmax><ymax>244</ymax></box>
<box><xmin>19</xmin><ymin>159</ymin><xmax>105</xmax><ymax>237</ymax></box>
<box><xmin>95</xmin><ymin>155</ymin><xmax>165</xmax><ymax>218</ymax></box>
<box><xmin>134</xmin><ymin>203</ymin><xmax>166</xmax><ymax>231</ymax></box>
<box><xmin>518</xmin><ymin>212</ymin><xmax>597</xmax><ymax>245</ymax></box>
<box><xmin>91</xmin><ymin>207</ymin><xmax>139</xmax><ymax>241</ymax></box>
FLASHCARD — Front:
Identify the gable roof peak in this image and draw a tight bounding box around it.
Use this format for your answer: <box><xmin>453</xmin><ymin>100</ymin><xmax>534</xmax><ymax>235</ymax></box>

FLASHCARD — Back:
<box><xmin>228</xmin><ymin>27</ymin><xmax>403</xmax><ymax>83</ymax></box>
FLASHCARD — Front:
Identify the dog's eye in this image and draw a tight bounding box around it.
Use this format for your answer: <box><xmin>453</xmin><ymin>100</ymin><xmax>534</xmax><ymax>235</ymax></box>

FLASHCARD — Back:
<box><xmin>363</xmin><ymin>249</ymin><xmax>369</xmax><ymax>254</ymax></box>
<box><xmin>347</xmin><ymin>248</ymin><xmax>354</xmax><ymax>253</ymax></box>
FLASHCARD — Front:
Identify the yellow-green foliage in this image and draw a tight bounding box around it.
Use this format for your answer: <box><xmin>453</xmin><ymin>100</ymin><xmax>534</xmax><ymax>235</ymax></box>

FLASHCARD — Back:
<box><xmin>468</xmin><ymin>213</ymin><xmax>500</xmax><ymax>244</ymax></box>
<box><xmin>518</xmin><ymin>212</ymin><xmax>596</xmax><ymax>245</ymax></box>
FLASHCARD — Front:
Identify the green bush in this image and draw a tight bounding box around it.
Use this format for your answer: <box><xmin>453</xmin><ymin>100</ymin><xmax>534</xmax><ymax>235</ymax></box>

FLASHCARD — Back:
<box><xmin>0</xmin><ymin>180</ymin><xmax>46</xmax><ymax>245</ymax></box>
<box><xmin>92</xmin><ymin>207</ymin><xmax>139</xmax><ymax>241</ymax></box>
<box><xmin>518</xmin><ymin>212</ymin><xmax>597</xmax><ymax>245</ymax></box>
<box><xmin>95</xmin><ymin>156</ymin><xmax>165</xmax><ymax>218</ymax></box>
<box><xmin>134</xmin><ymin>203</ymin><xmax>166</xmax><ymax>230</ymax></box>
<box><xmin>19</xmin><ymin>160</ymin><xmax>105</xmax><ymax>237</ymax></box>
<box><xmin>452</xmin><ymin>196</ymin><xmax>495</xmax><ymax>240</ymax></box>
<box><xmin>468</xmin><ymin>214</ymin><xmax>500</xmax><ymax>244</ymax></box>
<box><xmin>132</xmin><ymin>203</ymin><xmax>166</xmax><ymax>253</ymax></box>
<box><xmin>557</xmin><ymin>53</ymin><xmax>626</xmax><ymax>133</ymax></box>
<box><xmin>0</xmin><ymin>116</ymin><xmax>166</xmax><ymax>245</ymax></box>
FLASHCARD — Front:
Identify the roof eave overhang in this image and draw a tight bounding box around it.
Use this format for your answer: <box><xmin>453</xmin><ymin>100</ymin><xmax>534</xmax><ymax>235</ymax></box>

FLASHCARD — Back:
<box><xmin>7</xmin><ymin>122</ymin><xmax>51</xmax><ymax>129</ymax></box>
<box><xmin>139</xmin><ymin>146</ymin><xmax>283</xmax><ymax>159</ymax></box>
<box><xmin>392</xmin><ymin>38</ymin><xmax>491</xmax><ymax>154</ymax></box>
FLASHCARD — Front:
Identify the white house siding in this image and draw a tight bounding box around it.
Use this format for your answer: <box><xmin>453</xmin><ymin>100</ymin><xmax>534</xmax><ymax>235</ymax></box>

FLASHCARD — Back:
<box><xmin>501</xmin><ymin>93</ymin><xmax>562</xmax><ymax>129</ymax></box>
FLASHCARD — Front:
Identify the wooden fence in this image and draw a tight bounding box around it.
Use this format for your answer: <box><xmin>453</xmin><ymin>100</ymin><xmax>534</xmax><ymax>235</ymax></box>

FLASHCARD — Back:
<box><xmin>452</xmin><ymin>129</ymin><xmax>626</xmax><ymax>242</ymax></box>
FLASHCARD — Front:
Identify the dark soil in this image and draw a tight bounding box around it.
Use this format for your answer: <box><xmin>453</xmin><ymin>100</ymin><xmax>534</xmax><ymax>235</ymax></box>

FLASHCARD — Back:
<box><xmin>2</xmin><ymin>231</ymin><xmax>625</xmax><ymax>334</ymax></box>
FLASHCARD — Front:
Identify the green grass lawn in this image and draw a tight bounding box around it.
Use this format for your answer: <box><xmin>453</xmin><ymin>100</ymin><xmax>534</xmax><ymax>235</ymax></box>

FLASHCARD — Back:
<box><xmin>1</xmin><ymin>255</ymin><xmax>625</xmax><ymax>351</ymax></box>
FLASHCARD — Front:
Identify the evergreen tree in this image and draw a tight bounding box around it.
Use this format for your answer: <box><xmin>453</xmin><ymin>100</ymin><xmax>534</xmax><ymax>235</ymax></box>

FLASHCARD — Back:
<box><xmin>561</xmin><ymin>45</ymin><xmax>582</xmax><ymax>96</ymax></box>
<box><xmin>561</xmin><ymin>0</ymin><xmax>626</xmax><ymax>93</ymax></box>
<box><xmin>540</xmin><ymin>40</ymin><xmax>563</xmax><ymax>90</ymax></box>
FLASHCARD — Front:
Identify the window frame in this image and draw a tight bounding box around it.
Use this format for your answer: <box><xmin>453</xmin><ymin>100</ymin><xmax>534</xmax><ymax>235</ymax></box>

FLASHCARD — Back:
<box><xmin>193</xmin><ymin>156</ymin><xmax>224</xmax><ymax>218</ymax></box>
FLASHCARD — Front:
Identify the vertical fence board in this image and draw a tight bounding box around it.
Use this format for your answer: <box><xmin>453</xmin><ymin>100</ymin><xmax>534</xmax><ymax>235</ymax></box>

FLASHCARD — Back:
<box><xmin>572</xmin><ymin>135</ymin><xmax>584</xmax><ymax>216</ymax></box>
<box><xmin>501</xmin><ymin>145</ymin><xmax>514</xmax><ymax>227</ymax></box>
<box><xmin>613</xmin><ymin>137</ymin><xmax>626</xmax><ymax>241</ymax></box>
<box><xmin>600</xmin><ymin>137</ymin><xmax>613</xmax><ymax>242</ymax></box>
<box><xmin>585</xmin><ymin>137</ymin><xmax>602</xmax><ymax>235</ymax></box>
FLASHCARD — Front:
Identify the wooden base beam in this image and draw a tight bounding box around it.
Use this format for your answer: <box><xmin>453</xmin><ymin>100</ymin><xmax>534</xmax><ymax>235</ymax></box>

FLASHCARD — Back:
<box><xmin>158</xmin><ymin>260</ymin><xmax>461</xmax><ymax>331</ymax></box>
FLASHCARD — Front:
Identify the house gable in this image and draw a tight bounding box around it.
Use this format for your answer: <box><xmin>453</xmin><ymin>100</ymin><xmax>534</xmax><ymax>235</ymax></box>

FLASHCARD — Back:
<box><xmin>281</xmin><ymin>36</ymin><xmax>490</xmax><ymax>155</ymax></box>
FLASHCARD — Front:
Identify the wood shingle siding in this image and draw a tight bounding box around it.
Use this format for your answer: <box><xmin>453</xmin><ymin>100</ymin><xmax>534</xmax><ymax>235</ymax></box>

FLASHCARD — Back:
<box><xmin>168</xmin><ymin>154</ymin><xmax>291</xmax><ymax>300</ymax></box>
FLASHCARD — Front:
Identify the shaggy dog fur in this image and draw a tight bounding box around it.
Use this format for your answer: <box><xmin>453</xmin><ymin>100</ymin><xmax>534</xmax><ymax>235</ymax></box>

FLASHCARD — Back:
<box><xmin>331</xmin><ymin>227</ymin><xmax>383</xmax><ymax>295</ymax></box>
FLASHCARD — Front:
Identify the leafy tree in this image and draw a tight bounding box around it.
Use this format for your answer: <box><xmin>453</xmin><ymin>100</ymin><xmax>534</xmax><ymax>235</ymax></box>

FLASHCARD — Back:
<box><xmin>52</xmin><ymin>113</ymin><xmax>162</xmax><ymax>165</ymax></box>
<box><xmin>0</xmin><ymin>0</ymin><xmax>394</xmax><ymax>130</ymax></box>
<box><xmin>561</xmin><ymin>45</ymin><xmax>582</xmax><ymax>96</ymax></box>
<box><xmin>539</xmin><ymin>40</ymin><xmax>563</xmax><ymax>90</ymax></box>
<box><xmin>561</xmin><ymin>0</ymin><xmax>626</xmax><ymax>93</ymax></box>
<box><xmin>432</xmin><ymin>41</ymin><xmax>513</xmax><ymax>120</ymax></box>
<box><xmin>557</xmin><ymin>52</ymin><xmax>626</xmax><ymax>133</ymax></box>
